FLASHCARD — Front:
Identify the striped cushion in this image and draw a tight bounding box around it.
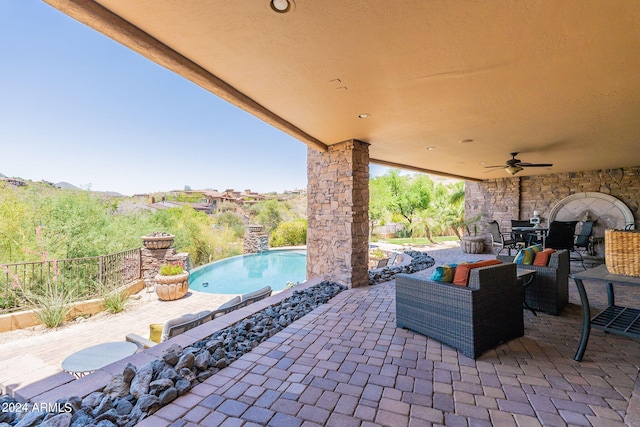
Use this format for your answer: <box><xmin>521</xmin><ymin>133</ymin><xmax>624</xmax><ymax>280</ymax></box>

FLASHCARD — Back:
<box><xmin>430</xmin><ymin>264</ymin><xmax>457</xmax><ymax>282</ymax></box>
<box><xmin>514</xmin><ymin>244</ymin><xmax>543</xmax><ymax>265</ymax></box>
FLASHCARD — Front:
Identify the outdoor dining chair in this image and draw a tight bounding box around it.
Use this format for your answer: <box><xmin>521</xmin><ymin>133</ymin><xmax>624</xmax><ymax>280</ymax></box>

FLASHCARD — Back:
<box><xmin>544</xmin><ymin>220</ymin><xmax>586</xmax><ymax>269</ymax></box>
<box><xmin>488</xmin><ymin>220</ymin><xmax>521</xmax><ymax>255</ymax></box>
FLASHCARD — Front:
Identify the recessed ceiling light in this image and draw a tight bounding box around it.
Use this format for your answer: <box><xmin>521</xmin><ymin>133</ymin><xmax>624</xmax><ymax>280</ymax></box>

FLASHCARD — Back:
<box><xmin>479</xmin><ymin>161</ymin><xmax>487</xmax><ymax>165</ymax></box>
<box><xmin>358</xmin><ymin>113</ymin><xmax>369</xmax><ymax>119</ymax></box>
<box><xmin>426</xmin><ymin>146</ymin><xmax>435</xmax><ymax>151</ymax></box>
<box><xmin>460</xmin><ymin>139</ymin><xmax>474</xmax><ymax>144</ymax></box>
<box><xmin>270</xmin><ymin>0</ymin><xmax>294</xmax><ymax>13</ymax></box>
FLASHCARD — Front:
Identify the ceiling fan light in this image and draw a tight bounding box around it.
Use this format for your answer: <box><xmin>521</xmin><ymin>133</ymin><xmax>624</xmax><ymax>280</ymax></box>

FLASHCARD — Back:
<box><xmin>506</xmin><ymin>166</ymin><xmax>524</xmax><ymax>175</ymax></box>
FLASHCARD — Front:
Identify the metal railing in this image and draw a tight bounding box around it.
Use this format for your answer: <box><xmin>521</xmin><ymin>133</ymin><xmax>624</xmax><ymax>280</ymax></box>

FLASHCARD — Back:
<box><xmin>0</xmin><ymin>248</ymin><xmax>142</xmax><ymax>314</ymax></box>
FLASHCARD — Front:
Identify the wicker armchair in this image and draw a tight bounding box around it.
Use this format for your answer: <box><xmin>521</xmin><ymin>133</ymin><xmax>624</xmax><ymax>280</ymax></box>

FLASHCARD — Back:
<box><xmin>395</xmin><ymin>263</ymin><xmax>523</xmax><ymax>359</ymax></box>
<box><xmin>497</xmin><ymin>250</ymin><xmax>569</xmax><ymax>315</ymax></box>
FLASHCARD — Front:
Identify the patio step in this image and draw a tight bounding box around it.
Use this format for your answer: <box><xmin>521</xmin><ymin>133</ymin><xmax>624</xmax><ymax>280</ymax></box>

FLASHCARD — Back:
<box><xmin>0</xmin><ymin>355</ymin><xmax>73</xmax><ymax>400</ymax></box>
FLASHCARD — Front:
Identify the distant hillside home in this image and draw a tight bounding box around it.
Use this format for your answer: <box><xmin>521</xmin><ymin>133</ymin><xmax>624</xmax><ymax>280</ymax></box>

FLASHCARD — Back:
<box><xmin>237</xmin><ymin>189</ymin><xmax>267</xmax><ymax>204</ymax></box>
<box><xmin>148</xmin><ymin>189</ymin><xmax>268</xmax><ymax>214</ymax></box>
<box><xmin>147</xmin><ymin>200</ymin><xmax>182</xmax><ymax>210</ymax></box>
<box><xmin>197</xmin><ymin>189</ymin><xmax>266</xmax><ymax>210</ymax></box>
<box><xmin>1</xmin><ymin>177</ymin><xmax>26</xmax><ymax>187</ymax></box>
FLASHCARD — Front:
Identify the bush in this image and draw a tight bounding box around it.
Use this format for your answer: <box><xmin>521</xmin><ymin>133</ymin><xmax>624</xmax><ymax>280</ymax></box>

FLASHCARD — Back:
<box><xmin>103</xmin><ymin>289</ymin><xmax>129</xmax><ymax>314</ymax></box>
<box><xmin>26</xmin><ymin>283</ymin><xmax>74</xmax><ymax>328</ymax></box>
<box><xmin>270</xmin><ymin>220</ymin><xmax>307</xmax><ymax>247</ymax></box>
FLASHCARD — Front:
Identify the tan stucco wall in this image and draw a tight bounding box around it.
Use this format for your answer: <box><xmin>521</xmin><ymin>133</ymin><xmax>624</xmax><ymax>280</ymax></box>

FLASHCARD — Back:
<box><xmin>307</xmin><ymin>140</ymin><xmax>370</xmax><ymax>288</ymax></box>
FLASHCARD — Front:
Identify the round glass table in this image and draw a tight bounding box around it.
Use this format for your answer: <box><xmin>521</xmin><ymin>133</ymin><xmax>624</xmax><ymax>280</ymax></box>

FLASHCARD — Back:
<box><xmin>62</xmin><ymin>342</ymin><xmax>138</xmax><ymax>377</ymax></box>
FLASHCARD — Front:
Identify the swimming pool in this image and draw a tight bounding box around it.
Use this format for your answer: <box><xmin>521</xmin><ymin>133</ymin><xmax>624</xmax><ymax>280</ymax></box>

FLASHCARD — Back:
<box><xmin>189</xmin><ymin>249</ymin><xmax>307</xmax><ymax>294</ymax></box>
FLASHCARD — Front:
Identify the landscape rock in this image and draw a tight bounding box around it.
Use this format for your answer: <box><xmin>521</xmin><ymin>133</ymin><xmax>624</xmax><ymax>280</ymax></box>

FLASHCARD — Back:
<box><xmin>158</xmin><ymin>387</ymin><xmax>178</xmax><ymax>406</ymax></box>
<box><xmin>368</xmin><ymin>250</ymin><xmax>435</xmax><ymax>285</ymax></box>
<box><xmin>103</xmin><ymin>375</ymin><xmax>129</xmax><ymax>398</ymax></box>
<box><xmin>122</xmin><ymin>364</ymin><xmax>136</xmax><ymax>384</ymax></box>
<box><xmin>129</xmin><ymin>362</ymin><xmax>153</xmax><ymax>398</ymax></box>
<box><xmin>38</xmin><ymin>412</ymin><xmax>71</xmax><ymax>427</ymax></box>
<box><xmin>13</xmin><ymin>411</ymin><xmax>46</xmax><ymax>427</ymax></box>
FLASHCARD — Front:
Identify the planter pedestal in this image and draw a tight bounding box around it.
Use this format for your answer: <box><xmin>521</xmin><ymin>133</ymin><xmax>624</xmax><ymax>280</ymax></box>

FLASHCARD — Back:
<box><xmin>154</xmin><ymin>272</ymin><xmax>189</xmax><ymax>301</ymax></box>
<box><xmin>461</xmin><ymin>237</ymin><xmax>485</xmax><ymax>254</ymax></box>
<box><xmin>142</xmin><ymin>234</ymin><xmax>175</xmax><ymax>250</ymax></box>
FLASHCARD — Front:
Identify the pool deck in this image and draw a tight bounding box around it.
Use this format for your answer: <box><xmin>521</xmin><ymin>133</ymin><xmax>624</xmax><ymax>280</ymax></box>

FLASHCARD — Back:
<box><xmin>0</xmin><ymin>288</ymin><xmax>234</xmax><ymax>397</ymax></box>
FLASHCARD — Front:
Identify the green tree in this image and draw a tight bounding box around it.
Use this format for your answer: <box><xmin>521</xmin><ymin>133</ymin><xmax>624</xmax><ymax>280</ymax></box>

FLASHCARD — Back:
<box><xmin>0</xmin><ymin>188</ymin><xmax>33</xmax><ymax>262</ymax></box>
<box><xmin>371</xmin><ymin>170</ymin><xmax>434</xmax><ymax>236</ymax></box>
<box><xmin>270</xmin><ymin>219</ymin><xmax>307</xmax><ymax>247</ymax></box>
<box><xmin>369</xmin><ymin>175</ymin><xmax>393</xmax><ymax>235</ymax></box>
<box><xmin>255</xmin><ymin>199</ymin><xmax>282</xmax><ymax>234</ymax></box>
<box><xmin>214</xmin><ymin>211</ymin><xmax>246</xmax><ymax>239</ymax></box>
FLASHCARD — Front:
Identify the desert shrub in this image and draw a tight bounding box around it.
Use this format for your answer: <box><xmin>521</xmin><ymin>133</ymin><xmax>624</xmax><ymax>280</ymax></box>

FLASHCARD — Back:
<box><xmin>214</xmin><ymin>211</ymin><xmax>246</xmax><ymax>239</ymax></box>
<box><xmin>270</xmin><ymin>219</ymin><xmax>307</xmax><ymax>247</ymax></box>
<box><xmin>102</xmin><ymin>288</ymin><xmax>129</xmax><ymax>314</ymax></box>
<box><xmin>25</xmin><ymin>282</ymin><xmax>74</xmax><ymax>328</ymax></box>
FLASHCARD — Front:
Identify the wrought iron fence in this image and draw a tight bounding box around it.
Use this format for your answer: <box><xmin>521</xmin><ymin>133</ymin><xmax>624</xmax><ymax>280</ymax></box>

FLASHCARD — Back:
<box><xmin>0</xmin><ymin>248</ymin><xmax>141</xmax><ymax>314</ymax></box>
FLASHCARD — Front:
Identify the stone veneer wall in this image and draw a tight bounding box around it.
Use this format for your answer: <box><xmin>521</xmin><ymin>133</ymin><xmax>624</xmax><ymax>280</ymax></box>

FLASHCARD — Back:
<box><xmin>466</xmin><ymin>166</ymin><xmax>640</xmax><ymax>251</ymax></box>
<box><xmin>307</xmin><ymin>139</ymin><xmax>369</xmax><ymax>288</ymax></box>
<box><xmin>141</xmin><ymin>248</ymin><xmax>190</xmax><ymax>288</ymax></box>
<box><xmin>243</xmin><ymin>226</ymin><xmax>269</xmax><ymax>254</ymax></box>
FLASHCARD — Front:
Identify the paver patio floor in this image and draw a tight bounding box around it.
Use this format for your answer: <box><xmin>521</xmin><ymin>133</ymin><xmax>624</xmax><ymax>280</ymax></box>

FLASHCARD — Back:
<box><xmin>140</xmin><ymin>270</ymin><xmax>640</xmax><ymax>426</ymax></box>
<box><xmin>2</xmin><ymin>244</ymin><xmax>640</xmax><ymax>426</ymax></box>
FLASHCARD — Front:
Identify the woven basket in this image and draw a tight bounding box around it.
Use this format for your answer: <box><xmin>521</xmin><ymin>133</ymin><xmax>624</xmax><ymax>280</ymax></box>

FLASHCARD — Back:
<box><xmin>605</xmin><ymin>229</ymin><xmax>640</xmax><ymax>276</ymax></box>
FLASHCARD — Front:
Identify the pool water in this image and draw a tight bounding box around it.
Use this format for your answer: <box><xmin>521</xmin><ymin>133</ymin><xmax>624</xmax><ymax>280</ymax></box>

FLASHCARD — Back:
<box><xmin>189</xmin><ymin>250</ymin><xmax>307</xmax><ymax>294</ymax></box>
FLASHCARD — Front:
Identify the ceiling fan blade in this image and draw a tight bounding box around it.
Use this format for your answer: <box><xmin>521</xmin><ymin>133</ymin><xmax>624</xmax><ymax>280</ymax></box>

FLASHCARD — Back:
<box><xmin>483</xmin><ymin>165</ymin><xmax>505</xmax><ymax>169</ymax></box>
<box><xmin>520</xmin><ymin>163</ymin><xmax>553</xmax><ymax>167</ymax></box>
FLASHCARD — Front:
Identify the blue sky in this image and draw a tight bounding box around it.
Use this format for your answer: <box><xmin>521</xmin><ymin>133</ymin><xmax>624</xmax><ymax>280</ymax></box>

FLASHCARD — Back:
<box><xmin>0</xmin><ymin>1</ymin><xmax>339</xmax><ymax>196</ymax></box>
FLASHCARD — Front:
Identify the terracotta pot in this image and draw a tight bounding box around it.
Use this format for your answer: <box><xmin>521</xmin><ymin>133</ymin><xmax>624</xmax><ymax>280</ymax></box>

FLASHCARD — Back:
<box><xmin>154</xmin><ymin>272</ymin><xmax>189</xmax><ymax>300</ymax></box>
<box><xmin>142</xmin><ymin>234</ymin><xmax>175</xmax><ymax>250</ymax></box>
<box><xmin>461</xmin><ymin>237</ymin><xmax>485</xmax><ymax>254</ymax></box>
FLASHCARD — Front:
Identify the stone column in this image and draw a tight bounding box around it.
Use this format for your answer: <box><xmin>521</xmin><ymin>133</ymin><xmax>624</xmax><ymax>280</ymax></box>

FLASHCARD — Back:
<box><xmin>307</xmin><ymin>139</ymin><xmax>369</xmax><ymax>288</ymax></box>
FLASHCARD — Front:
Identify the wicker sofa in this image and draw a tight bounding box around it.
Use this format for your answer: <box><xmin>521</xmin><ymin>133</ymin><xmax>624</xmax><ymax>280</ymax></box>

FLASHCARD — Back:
<box><xmin>497</xmin><ymin>249</ymin><xmax>569</xmax><ymax>315</ymax></box>
<box><xmin>395</xmin><ymin>263</ymin><xmax>523</xmax><ymax>359</ymax></box>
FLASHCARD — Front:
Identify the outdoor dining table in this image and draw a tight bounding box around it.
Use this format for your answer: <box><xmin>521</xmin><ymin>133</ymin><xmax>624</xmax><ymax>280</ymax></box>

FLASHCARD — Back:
<box><xmin>571</xmin><ymin>264</ymin><xmax>640</xmax><ymax>361</ymax></box>
<box><xmin>512</xmin><ymin>226</ymin><xmax>548</xmax><ymax>246</ymax></box>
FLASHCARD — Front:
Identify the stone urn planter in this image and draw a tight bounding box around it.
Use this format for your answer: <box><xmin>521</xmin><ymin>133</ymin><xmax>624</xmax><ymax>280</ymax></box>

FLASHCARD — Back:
<box><xmin>461</xmin><ymin>236</ymin><xmax>485</xmax><ymax>254</ymax></box>
<box><xmin>154</xmin><ymin>272</ymin><xmax>190</xmax><ymax>301</ymax></box>
<box><xmin>142</xmin><ymin>232</ymin><xmax>175</xmax><ymax>250</ymax></box>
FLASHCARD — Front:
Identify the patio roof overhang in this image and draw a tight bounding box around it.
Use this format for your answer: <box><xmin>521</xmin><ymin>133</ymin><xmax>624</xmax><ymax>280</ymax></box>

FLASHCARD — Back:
<box><xmin>44</xmin><ymin>0</ymin><xmax>640</xmax><ymax>181</ymax></box>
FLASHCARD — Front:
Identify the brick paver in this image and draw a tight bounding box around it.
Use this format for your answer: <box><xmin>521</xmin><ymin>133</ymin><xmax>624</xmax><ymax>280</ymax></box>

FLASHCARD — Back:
<box><xmin>153</xmin><ymin>262</ymin><xmax>639</xmax><ymax>427</ymax></box>
<box><xmin>3</xmin><ymin>245</ymin><xmax>640</xmax><ymax>426</ymax></box>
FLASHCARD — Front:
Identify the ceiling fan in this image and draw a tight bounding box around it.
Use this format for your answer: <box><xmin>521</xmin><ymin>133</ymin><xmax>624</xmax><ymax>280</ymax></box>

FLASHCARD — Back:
<box><xmin>485</xmin><ymin>152</ymin><xmax>553</xmax><ymax>175</ymax></box>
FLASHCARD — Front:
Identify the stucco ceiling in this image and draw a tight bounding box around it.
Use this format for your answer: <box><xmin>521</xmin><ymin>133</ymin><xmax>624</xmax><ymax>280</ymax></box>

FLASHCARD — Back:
<box><xmin>45</xmin><ymin>0</ymin><xmax>640</xmax><ymax>181</ymax></box>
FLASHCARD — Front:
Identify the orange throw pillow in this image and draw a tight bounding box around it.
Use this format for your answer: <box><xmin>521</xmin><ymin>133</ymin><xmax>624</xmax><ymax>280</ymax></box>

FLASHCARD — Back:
<box><xmin>533</xmin><ymin>248</ymin><xmax>556</xmax><ymax>266</ymax></box>
<box><xmin>452</xmin><ymin>259</ymin><xmax>503</xmax><ymax>286</ymax></box>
